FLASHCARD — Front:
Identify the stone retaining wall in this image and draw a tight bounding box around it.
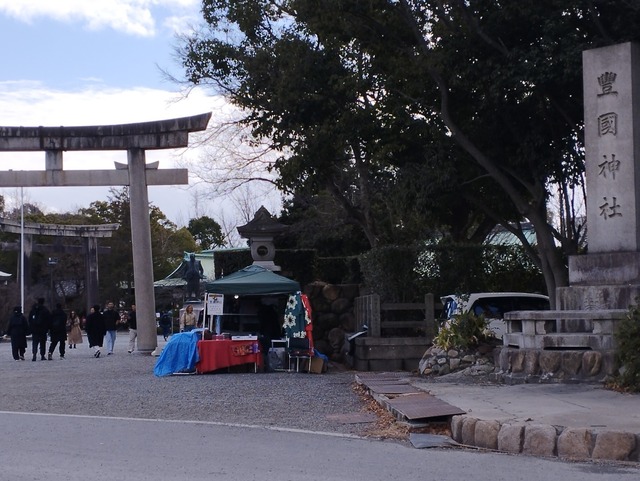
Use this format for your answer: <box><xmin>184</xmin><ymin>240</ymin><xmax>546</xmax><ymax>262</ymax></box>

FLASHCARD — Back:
<box><xmin>451</xmin><ymin>415</ymin><xmax>640</xmax><ymax>462</ymax></box>
<box><xmin>417</xmin><ymin>345</ymin><xmax>617</xmax><ymax>384</ymax></box>
<box><xmin>497</xmin><ymin>347</ymin><xmax>617</xmax><ymax>383</ymax></box>
<box><xmin>418</xmin><ymin>345</ymin><xmax>497</xmax><ymax>377</ymax></box>
<box><xmin>303</xmin><ymin>281</ymin><xmax>360</xmax><ymax>362</ymax></box>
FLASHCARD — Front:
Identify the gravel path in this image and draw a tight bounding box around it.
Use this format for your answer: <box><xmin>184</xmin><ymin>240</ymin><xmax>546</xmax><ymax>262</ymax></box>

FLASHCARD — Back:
<box><xmin>0</xmin><ymin>334</ymin><xmax>373</xmax><ymax>437</ymax></box>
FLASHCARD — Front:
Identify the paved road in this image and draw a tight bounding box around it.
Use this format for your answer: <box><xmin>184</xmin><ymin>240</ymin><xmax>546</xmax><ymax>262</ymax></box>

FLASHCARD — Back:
<box><xmin>1</xmin><ymin>411</ymin><xmax>639</xmax><ymax>481</ymax></box>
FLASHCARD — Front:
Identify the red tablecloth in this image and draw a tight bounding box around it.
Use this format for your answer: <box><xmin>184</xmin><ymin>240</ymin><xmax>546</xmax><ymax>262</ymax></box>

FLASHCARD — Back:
<box><xmin>196</xmin><ymin>339</ymin><xmax>262</xmax><ymax>374</ymax></box>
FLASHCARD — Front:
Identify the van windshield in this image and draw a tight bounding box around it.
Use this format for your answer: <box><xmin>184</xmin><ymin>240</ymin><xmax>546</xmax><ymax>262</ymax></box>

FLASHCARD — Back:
<box><xmin>469</xmin><ymin>296</ymin><xmax>549</xmax><ymax>319</ymax></box>
<box><xmin>440</xmin><ymin>294</ymin><xmax>549</xmax><ymax>321</ymax></box>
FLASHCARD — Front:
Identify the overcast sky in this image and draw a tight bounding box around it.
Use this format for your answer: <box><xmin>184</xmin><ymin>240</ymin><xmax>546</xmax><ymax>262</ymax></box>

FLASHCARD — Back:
<box><xmin>0</xmin><ymin>0</ymin><xmax>269</xmax><ymax>227</ymax></box>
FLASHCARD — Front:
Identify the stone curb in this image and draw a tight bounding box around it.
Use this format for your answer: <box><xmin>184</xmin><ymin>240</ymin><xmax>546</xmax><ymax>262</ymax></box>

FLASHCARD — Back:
<box><xmin>450</xmin><ymin>415</ymin><xmax>640</xmax><ymax>463</ymax></box>
<box><xmin>358</xmin><ymin>373</ymin><xmax>640</xmax><ymax>464</ymax></box>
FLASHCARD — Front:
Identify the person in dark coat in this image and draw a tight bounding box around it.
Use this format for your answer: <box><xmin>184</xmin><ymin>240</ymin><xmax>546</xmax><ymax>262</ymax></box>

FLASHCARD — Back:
<box><xmin>28</xmin><ymin>298</ymin><xmax>51</xmax><ymax>362</ymax></box>
<box><xmin>6</xmin><ymin>306</ymin><xmax>29</xmax><ymax>361</ymax></box>
<box><xmin>102</xmin><ymin>301</ymin><xmax>120</xmax><ymax>355</ymax></box>
<box><xmin>85</xmin><ymin>305</ymin><xmax>106</xmax><ymax>358</ymax></box>
<box><xmin>258</xmin><ymin>301</ymin><xmax>282</xmax><ymax>371</ymax></box>
<box><xmin>48</xmin><ymin>303</ymin><xmax>68</xmax><ymax>360</ymax></box>
<box><xmin>126</xmin><ymin>304</ymin><xmax>138</xmax><ymax>353</ymax></box>
<box><xmin>159</xmin><ymin>309</ymin><xmax>172</xmax><ymax>341</ymax></box>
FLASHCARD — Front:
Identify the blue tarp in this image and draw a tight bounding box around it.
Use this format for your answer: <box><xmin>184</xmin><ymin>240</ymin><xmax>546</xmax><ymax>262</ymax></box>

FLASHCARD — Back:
<box><xmin>153</xmin><ymin>330</ymin><xmax>202</xmax><ymax>377</ymax></box>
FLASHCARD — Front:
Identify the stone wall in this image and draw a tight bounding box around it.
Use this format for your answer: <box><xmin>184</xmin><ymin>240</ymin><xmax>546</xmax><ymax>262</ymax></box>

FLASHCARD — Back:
<box><xmin>303</xmin><ymin>282</ymin><xmax>432</xmax><ymax>371</ymax></box>
<box><xmin>418</xmin><ymin>345</ymin><xmax>497</xmax><ymax>377</ymax></box>
<box><xmin>417</xmin><ymin>345</ymin><xmax>618</xmax><ymax>383</ymax></box>
<box><xmin>303</xmin><ymin>281</ymin><xmax>360</xmax><ymax>362</ymax></box>
<box><xmin>497</xmin><ymin>348</ymin><xmax>617</xmax><ymax>383</ymax></box>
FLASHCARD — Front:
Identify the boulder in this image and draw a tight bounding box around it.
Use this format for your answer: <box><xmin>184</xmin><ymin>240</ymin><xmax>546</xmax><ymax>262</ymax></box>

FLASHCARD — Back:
<box><xmin>322</xmin><ymin>284</ymin><xmax>341</xmax><ymax>301</ymax></box>
<box><xmin>523</xmin><ymin>424</ymin><xmax>557</xmax><ymax>457</ymax></box>
<box><xmin>539</xmin><ymin>351</ymin><xmax>561</xmax><ymax>374</ymax></box>
<box><xmin>581</xmin><ymin>351</ymin><xmax>602</xmax><ymax>377</ymax></box>
<box><xmin>475</xmin><ymin>420</ymin><xmax>500</xmax><ymax>450</ymax></box>
<box><xmin>331</xmin><ymin>297</ymin><xmax>351</xmax><ymax>315</ymax></box>
<box><xmin>498</xmin><ymin>424</ymin><xmax>524</xmax><ymax>453</ymax></box>
<box><xmin>592</xmin><ymin>431</ymin><xmax>636</xmax><ymax>461</ymax></box>
<box><xmin>461</xmin><ymin>417</ymin><xmax>478</xmax><ymax>445</ymax></box>
<box><xmin>557</xmin><ymin>428</ymin><xmax>592</xmax><ymax>460</ymax></box>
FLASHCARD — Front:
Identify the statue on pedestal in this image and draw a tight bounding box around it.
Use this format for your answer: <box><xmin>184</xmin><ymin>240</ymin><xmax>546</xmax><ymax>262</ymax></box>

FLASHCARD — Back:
<box><xmin>183</xmin><ymin>253</ymin><xmax>204</xmax><ymax>300</ymax></box>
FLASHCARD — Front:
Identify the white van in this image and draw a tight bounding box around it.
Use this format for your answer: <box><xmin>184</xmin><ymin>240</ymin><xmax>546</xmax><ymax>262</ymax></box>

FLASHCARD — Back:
<box><xmin>439</xmin><ymin>292</ymin><xmax>550</xmax><ymax>338</ymax></box>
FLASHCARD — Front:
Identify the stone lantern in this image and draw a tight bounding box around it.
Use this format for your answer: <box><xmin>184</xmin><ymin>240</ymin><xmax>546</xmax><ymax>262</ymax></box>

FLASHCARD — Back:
<box><xmin>237</xmin><ymin>206</ymin><xmax>288</xmax><ymax>271</ymax></box>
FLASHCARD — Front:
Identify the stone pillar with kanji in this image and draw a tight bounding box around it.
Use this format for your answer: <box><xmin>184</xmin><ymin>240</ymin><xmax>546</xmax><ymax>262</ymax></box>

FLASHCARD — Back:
<box><xmin>558</xmin><ymin>42</ymin><xmax>640</xmax><ymax>310</ymax></box>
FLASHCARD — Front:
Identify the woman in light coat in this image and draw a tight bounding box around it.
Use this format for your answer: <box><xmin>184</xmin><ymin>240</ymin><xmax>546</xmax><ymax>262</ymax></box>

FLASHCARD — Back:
<box><xmin>67</xmin><ymin>310</ymin><xmax>83</xmax><ymax>348</ymax></box>
<box><xmin>180</xmin><ymin>305</ymin><xmax>197</xmax><ymax>332</ymax></box>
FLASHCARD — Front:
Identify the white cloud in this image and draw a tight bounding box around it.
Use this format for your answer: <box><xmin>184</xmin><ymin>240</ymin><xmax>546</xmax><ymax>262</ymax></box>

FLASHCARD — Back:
<box><xmin>0</xmin><ymin>0</ymin><xmax>201</xmax><ymax>37</ymax></box>
<box><xmin>163</xmin><ymin>14</ymin><xmax>197</xmax><ymax>36</ymax></box>
<box><xmin>0</xmin><ymin>81</ymin><xmax>215</xmax><ymax>128</ymax></box>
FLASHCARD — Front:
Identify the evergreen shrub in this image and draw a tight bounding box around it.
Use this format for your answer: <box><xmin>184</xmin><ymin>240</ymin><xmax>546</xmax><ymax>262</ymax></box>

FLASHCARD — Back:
<box><xmin>612</xmin><ymin>302</ymin><xmax>640</xmax><ymax>392</ymax></box>
<box><xmin>433</xmin><ymin>311</ymin><xmax>492</xmax><ymax>350</ymax></box>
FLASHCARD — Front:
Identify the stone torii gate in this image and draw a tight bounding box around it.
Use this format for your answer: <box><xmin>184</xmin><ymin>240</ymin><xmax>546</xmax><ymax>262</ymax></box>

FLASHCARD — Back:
<box><xmin>0</xmin><ymin>113</ymin><xmax>211</xmax><ymax>353</ymax></box>
<box><xmin>0</xmin><ymin>217</ymin><xmax>118</xmax><ymax>315</ymax></box>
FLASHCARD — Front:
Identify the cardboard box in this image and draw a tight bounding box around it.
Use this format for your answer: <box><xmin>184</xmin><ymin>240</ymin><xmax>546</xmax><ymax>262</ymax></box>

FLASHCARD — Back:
<box><xmin>306</xmin><ymin>356</ymin><xmax>325</xmax><ymax>374</ymax></box>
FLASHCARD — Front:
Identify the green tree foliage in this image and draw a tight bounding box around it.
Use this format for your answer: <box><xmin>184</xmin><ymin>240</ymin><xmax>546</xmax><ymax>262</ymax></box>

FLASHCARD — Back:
<box><xmin>183</xmin><ymin>0</ymin><xmax>456</xmax><ymax>249</ymax></box>
<box><xmin>278</xmin><ymin>191</ymin><xmax>371</xmax><ymax>257</ymax></box>
<box><xmin>182</xmin><ymin>1</ymin><xmax>640</xmax><ymax>303</ymax></box>
<box><xmin>187</xmin><ymin>215</ymin><xmax>226</xmax><ymax>250</ymax></box>
<box><xmin>359</xmin><ymin>245</ymin><xmax>421</xmax><ymax>303</ymax></box>
<box><xmin>79</xmin><ymin>188</ymin><xmax>197</xmax><ymax>305</ymax></box>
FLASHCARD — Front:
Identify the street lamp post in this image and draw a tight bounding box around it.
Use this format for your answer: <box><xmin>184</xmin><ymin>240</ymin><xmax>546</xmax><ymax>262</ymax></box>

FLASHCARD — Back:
<box><xmin>48</xmin><ymin>257</ymin><xmax>58</xmax><ymax>308</ymax></box>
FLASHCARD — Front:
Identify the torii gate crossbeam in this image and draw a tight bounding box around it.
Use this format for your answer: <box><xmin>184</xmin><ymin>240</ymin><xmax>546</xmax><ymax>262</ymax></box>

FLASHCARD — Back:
<box><xmin>0</xmin><ymin>112</ymin><xmax>212</xmax><ymax>353</ymax></box>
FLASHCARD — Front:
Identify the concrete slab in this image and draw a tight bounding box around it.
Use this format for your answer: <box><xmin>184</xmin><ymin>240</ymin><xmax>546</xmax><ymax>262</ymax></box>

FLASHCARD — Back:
<box><xmin>411</xmin><ymin>380</ymin><xmax>640</xmax><ymax>433</ymax></box>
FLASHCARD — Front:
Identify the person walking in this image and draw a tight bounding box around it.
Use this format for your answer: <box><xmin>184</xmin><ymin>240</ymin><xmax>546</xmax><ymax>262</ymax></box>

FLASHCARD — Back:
<box><xmin>85</xmin><ymin>305</ymin><xmax>106</xmax><ymax>358</ymax></box>
<box><xmin>28</xmin><ymin>298</ymin><xmax>51</xmax><ymax>361</ymax></box>
<box><xmin>102</xmin><ymin>301</ymin><xmax>120</xmax><ymax>355</ymax></box>
<box><xmin>67</xmin><ymin>310</ymin><xmax>83</xmax><ymax>348</ymax></box>
<box><xmin>159</xmin><ymin>309</ymin><xmax>172</xmax><ymax>341</ymax></box>
<box><xmin>127</xmin><ymin>304</ymin><xmax>137</xmax><ymax>353</ymax></box>
<box><xmin>6</xmin><ymin>306</ymin><xmax>29</xmax><ymax>361</ymax></box>
<box><xmin>48</xmin><ymin>303</ymin><xmax>67</xmax><ymax>360</ymax></box>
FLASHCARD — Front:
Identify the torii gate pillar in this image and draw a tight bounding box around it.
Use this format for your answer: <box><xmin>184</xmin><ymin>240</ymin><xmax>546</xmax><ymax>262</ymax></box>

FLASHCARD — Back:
<box><xmin>128</xmin><ymin>148</ymin><xmax>156</xmax><ymax>351</ymax></box>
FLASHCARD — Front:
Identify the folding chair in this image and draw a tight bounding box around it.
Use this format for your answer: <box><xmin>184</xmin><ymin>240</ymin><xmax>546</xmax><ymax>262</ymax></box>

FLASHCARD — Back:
<box><xmin>286</xmin><ymin>337</ymin><xmax>311</xmax><ymax>372</ymax></box>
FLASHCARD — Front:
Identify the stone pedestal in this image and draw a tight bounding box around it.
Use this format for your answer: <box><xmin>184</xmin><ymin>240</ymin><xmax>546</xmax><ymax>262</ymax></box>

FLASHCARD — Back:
<box><xmin>559</xmin><ymin>252</ymin><xmax>640</xmax><ymax>310</ymax></box>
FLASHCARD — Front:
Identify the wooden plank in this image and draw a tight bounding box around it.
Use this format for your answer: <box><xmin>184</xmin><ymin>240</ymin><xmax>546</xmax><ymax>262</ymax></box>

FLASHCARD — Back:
<box><xmin>386</xmin><ymin>393</ymin><xmax>466</xmax><ymax>420</ymax></box>
<box><xmin>381</xmin><ymin>303</ymin><xmax>426</xmax><ymax>310</ymax></box>
<box><xmin>380</xmin><ymin>321</ymin><xmax>427</xmax><ymax>329</ymax></box>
